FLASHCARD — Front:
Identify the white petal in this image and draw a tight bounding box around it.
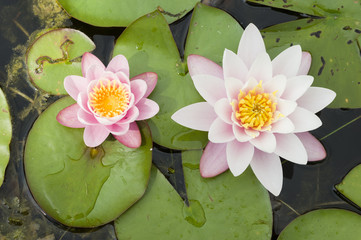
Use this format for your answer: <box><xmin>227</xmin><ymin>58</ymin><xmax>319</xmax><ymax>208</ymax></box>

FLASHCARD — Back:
<box><xmin>297</xmin><ymin>87</ymin><xmax>336</xmax><ymax>113</ymax></box>
<box><xmin>288</xmin><ymin>107</ymin><xmax>322</xmax><ymax>132</ymax></box>
<box><xmin>233</xmin><ymin>124</ymin><xmax>252</xmax><ymax>142</ymax></box>
<box><xmin>250</xmin><ymin>150</ymin><xmax>283</xmax><ymax>196</ymax></box>
<box><xmin>298</xmin><ymin>51</ymin><xmax>312</xmax><ymax>75</ymax></box>
<box><xmin>250</xmin><ymin>132</ymin><xmax>276</xmax><ymax>153</ymax></box>
<box><xmin>272</xmin><ymin>45</ymin><xmax>302</xmax><ymax>77</ymax></box>
<box><xmin>282</xmin><ymin>75</ymin><xmax>314</xmax><ymax>101</ymax></box>
<box><xmin>263</xmin><ymin>75</ymin><xmax>287</xmax><ymax>97</ymax></box>
<box><xmin>277</xmin><ymin>98</ymin><xmax>297</xmax><ymax>117</ymax></box>
<box><xmin>237</xmin><ymin>23</ymin><xmax>266</xmax><ymax>69</ymax></box>
<box><xmin>200</xmin><ymin>142</ymin><xmax>228</xmax><ymax>178</ymax></box>
<box><xmin>209</xmin><ymin>118</ymin><xmax>235</xmax><ymax>143</ymax></box>
<box><xmin>226</xmin><ymin>141</ymin><xmax>254</xmax><ymax>176</ymax></box>
<box><xmin>214</xmin><ymin>98</ymin><xmax>233</xmax><ymax>124</ymax></box>
<box><xmin>274</xmin><ymin>133</ymin><xmax>308</xmax><ymax>164</ymax></box>
<box><xmin>245</xmin><ymin>128</ymin><xmax>260</xmax><ymax>138</ymax></box>
<box><xmin>171</xmin><ymin>102</ymin><xmax>217</xmax><ymax>131</ymax></box>
<box><xmin>247</xmin><ymin>52</ymin><xmax>273</xmax><ymax>83</ymax></box>
<box><xmin>188</xmin><ymin>54</ymin><xmax>223</xmax><ymax>79</ymax></box>
<box><xmin>296</xmin><ymin>132</ymin><xmax>326</xmax><ymax>161</ymax></box>
<box><xmin>271</xmin><ymin>117</ymin><xmax>295</xmax><ymax>134</ymax></box>
<box><xmin>223</xmin><ymin>49</ymin><xmax>248</xmax><ymax>83</ymax></box>
<box><xmin>224</xmin><ymin>77</ymin><xmax>244</xmax><ymax>101</ymax></box>
<box><xmin>192</xmin><ymin>74</ymin><xmax>227</xmax><ymax>106</ymax></box>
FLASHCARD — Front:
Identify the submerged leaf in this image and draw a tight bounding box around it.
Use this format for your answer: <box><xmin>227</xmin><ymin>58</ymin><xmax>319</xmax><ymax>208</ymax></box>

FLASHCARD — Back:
<box><xmin>0</xmin><ymin>88</ymin><xmax>11</xmax><ymax>187</ymax></box>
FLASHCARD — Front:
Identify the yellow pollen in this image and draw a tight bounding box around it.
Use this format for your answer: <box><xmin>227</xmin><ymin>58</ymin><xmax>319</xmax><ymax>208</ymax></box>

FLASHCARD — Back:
<box><xmin>89</xmin><ymin>79</ymin><xmax>130</xmax><ymax>118</ymax></box>
<box><xmin>235</xmin><ymin>81</ymin><xmax>276</xmax><ymax>130</ymax></box>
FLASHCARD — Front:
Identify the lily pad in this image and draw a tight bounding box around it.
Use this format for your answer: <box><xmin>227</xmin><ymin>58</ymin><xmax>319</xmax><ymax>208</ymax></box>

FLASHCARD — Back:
<box><xmin>115</xmin><ymin>155</ymin><xmax>272</xmax><ymax>239</ymax></box>
<box><xmin>113</xmin><ymin>3</ymin><xmax>243</xmax><ymax>150</ymax></box>
<box><xmin>24</xmin><ymin>97</ymin><xmax>152</xmax><ymax>227</ymax></box>
<box><xmin>247</xmin><ymin>0</ymin><xmax>361</xmax><ymax>108</ymax></box>
<box><xmin>26</xmin><ymin>28</ymin><xmax>95</xmax><ymax>95</ymax></box>
<box><xmin>335</xmin><ymin>164</ymin><xmax>361</xmax><ymax>208</ymax></box>
<box><xmin>0</xmin><ymin>88</ymin><xmax>11</xmax><ymax>187</ymax></box>
<box><xmin>277</xmin><ymin>209</ymin><xmax>361</xmax><ymax>239</ymax></box>
<box><xmin>57</xmin><ymin>0</ymin><xmax>200</xmax><ymax>27</ymax></box>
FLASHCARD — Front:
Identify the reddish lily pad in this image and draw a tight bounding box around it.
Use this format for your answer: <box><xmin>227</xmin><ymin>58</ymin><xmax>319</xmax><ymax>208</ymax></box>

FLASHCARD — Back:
<box><xmin>0</xmin><ymin>88</ymin><xmax>11</xmax><ymax>187</ymax></box>
<box><xmin>26</xmin><ymin>28</ymin><xmax>95</xmax><ymax>95</ymax></box>
<box><xmin>113</xmin><ymin>3</ymin><xmax>243</xmax><ymax>150</ymax></box>
<box><xmin>24</xmin><ymin>97</ymin><xmax>152</xmax><ymax>227</ymax></box>
<box><xmin>335</xmin><ymin>164</ymin><xmax>361</xmax><ymax>208</ymax></box>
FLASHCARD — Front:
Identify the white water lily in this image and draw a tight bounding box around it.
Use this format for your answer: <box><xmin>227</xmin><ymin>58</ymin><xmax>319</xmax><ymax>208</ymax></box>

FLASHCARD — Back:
<box><xmin>172</xmin><ymin>23</ymin><xmax>336</xmax><ymax>196</ymax></box>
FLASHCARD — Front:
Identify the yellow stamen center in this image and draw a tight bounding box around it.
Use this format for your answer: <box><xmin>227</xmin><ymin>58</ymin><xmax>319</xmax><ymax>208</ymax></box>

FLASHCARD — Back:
<box><xmin>89</xmin><ymin>79</ymin><xmax>130</xmax><ymax>118</ymax></box>
<box><xmin>235</xmin><ymin>81</ymin><xmax>276</xmax><ymax>130</ymax></box>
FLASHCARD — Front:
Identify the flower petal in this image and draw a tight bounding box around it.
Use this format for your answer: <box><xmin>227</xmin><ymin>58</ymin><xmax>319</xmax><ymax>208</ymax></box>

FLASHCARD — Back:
<box><xmin>56</xmin><ymin>104</ymin><xmax>85</xmax><ymax>128</ymax></box>
<box><xmin>296</xmin><ymin>132</ymin><xmax>326</xmax><ymax>161</ymax></box>
<box><xmin>116</xmin><ymin>71</ymin><xmax>131</xmax><ymax>85</ymax></box>
<box><xmin>106</xmin><ymin>122</ymin><xmax>130</xmax><ymax>135</ymax></box>
<box><xmin>298</xmin><ymin>51</ymin><xmax>312</xmax><ymax>75</ymax></box>
<box><xmin>245</xmin><ymin>128</ymin><xmax>260</xmax><ymax>138</ymax></box>
<box><xmin>272</xmin><ymin>45</ymin><xmax>302</xmax><ymax>77</ymax></box>
<box><xmin>171</xmin><ymin>102</ymin><xmax>217</xmax><ymax>131</ymax></box>
<box><xmin>209</xmin><ymin>118</ymin><xmax>235</xmax><ymax>143</ymax></box>
<box><xmin>117</xmin><ymin>106</ymin><xmax>139</xmax><ymax>124</ymax></box>
<box><xmin>131</xmin><ymin>72</ymin><xmax>157</xmax><ymax>98</ymax></box>
<box><xmin>130</xmin><ymin>79</ymin><xmax>147</xmax><ymax>105</ymax></box>
<box><xmin>64</xmin><ymin>75</ymin><xmax>89</xmax><ymax>100</ymax></box>
<box><xmin>214</xmin><ymin>98</ymin><xmax>232</xmax><ymax>124</ymax></box>
<box><xmin>263</xmin><ymin>75</ymin><xmax>287</xmax><ymax>97</ymax></box>
<box><xmin>223</xmin><ymin>49</ymin><xmax>248</xmax><ymax>83</ymax></box>
<box><xmin>225</xmin><ymin>77</ymin><xmax>244</xmax><ymax>101</ymax></box>
<box><xmin>281</xmin><ymin>75</ymin><xmax>314</xmax><ymax>101</ymax></box>
<box><xmin>271</xmin><ymin>117</ymin><xmax>295</xmax><ymax>134</ymax></box>
<box><xmin>250</xmin><ymin>150</ymin><xmax>283</xmax><ymax>196</ymax></box>
<box><xmin>277</xmin><ymin>98</ymin><xmax>297</xmax><ymax>117</ymax></box>
<box><xmin>297</xmin><ymin>87</ymin><xmax>336</xmax><ymax>113</ymax></box>
<box><xmin>106</xmin><ymin>54</ymin><xmax>129</xmax><ymax>77</ymax></box>
<box><xmin>233</xmin><ymin>124</ymin><xmax>252</xmax><ymax>142</ymax></box>
<box><xmin>250</xmin><ymin>131</ymin><xmax>276</xmax><ymax>153</ymax></box>
<box><xmin>78</xmin><ymin>108</ymin><xmax>98</xmax><ymax>125</ymax></box>
<box><xmin>82</xmin><ymin>52</ymin><xmax>105</xmax><ymax>77</ymax></box>
<box><xmin>77</xmin><ymin>92</ymin><xmax>91</xmax><ymax>113</ymax></box>
<box><xmin>237</xmin><ymin>23</ymin><xmax>266</xmax><ymax>69</ymax></box>
<box><xmin>226</xmin><ymin>140</ymin><xmax>254</xmax><ymax>176</ymax></box>
<box><xmin>247</xmin><ymin>52</ymin><xmax>273</xmax><ymax>83</ymax></box>
<box><xmin>83</xmin><ymin>125</ymin><xmax>110</xmax><ymax>147</ymax></box>
<box><xmin>192</xmin><ymin>74</ymin><xmax>227</xmax><ymax>106</ymax></box>
<box><xmin>288</xmin><ymin>107</ymin><xmax>322</xmax><ymax>132</ymax></box>
<box><xmin>113</xmin><ymin>122</ymin><xmax>141</xmax><ymax>148</ymax></box>
<box><xmin>136</xmin><ymin>98</ymin><xmax>159</xmax><ymax>121</ymax></box>
<box><xmin>188</xmin><ymin>54</ymin><xmax>223</xmax><ymax>79</ymax></box>
<box><xmin>200</xmin><ymin>142</ymin><xmax>228</xmax><ymax>178</ymax></box>
<box><xmin>86</xmin><ymin>64</ymin><xmax>106</xmax><ymax>81</ymax></box>
<box><xmin>274</xmin><ymin>133</ymin><xmax>307</xmax><ymax>164</ymax></box>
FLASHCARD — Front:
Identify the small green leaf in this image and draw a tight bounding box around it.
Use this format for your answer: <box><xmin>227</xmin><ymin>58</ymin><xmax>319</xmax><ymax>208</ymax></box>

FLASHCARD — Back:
<box><xmin>113</xmin><ymin>3</ymin><xmax>243</xmax><ymax>150</ymax></box>
<box><xmin>57</xmin><ymin>0</ymin><xmax>200</xmax><ymax>27</ymax></box>
<box><xmin>0</xmin><ymin>88</ymin><xmax>11</xmax><ymax>188</ymax></box>
<box><xmin>24</xmin><ymin>97</ymin><xmax>152</xmax><ymax>227</ymax></box>
<box><xmin>26</xmin><ymin>28</ymin><xmax>95</xmax><ymax>95</ymax></box>
<box><xmin>278</xmin><ymin>209</ymin><xmax>361</xmax><ymax>239</ymax></box>
<box><xmin>335</xmin><ymin>164</ymin><xmax>361</xmax><ymax>208</ymax></box>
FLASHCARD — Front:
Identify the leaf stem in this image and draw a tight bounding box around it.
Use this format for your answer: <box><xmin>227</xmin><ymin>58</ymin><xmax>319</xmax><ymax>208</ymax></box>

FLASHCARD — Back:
<box><xmin>319</xmin><ymin>114</ymin><xmax>361</xmax><ymax>141</ymax></box>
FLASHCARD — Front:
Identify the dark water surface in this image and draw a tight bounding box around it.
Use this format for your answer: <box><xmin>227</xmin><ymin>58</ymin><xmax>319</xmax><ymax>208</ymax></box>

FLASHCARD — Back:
<box><xmin>1</xmin><ymin>0</ymin><xmax>361</xmax><ymax>239</ymax></box>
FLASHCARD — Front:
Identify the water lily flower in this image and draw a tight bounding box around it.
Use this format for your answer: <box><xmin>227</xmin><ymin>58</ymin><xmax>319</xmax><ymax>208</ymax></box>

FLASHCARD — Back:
<box><xmin>57</xmin><ymin>52</ymin><xmax>159</xmax><ymax>148</ymax></box>
<box><xmin>171</xmin><ymin>24</ymin><xmax>336</xmax><ymax>196</ymax></box>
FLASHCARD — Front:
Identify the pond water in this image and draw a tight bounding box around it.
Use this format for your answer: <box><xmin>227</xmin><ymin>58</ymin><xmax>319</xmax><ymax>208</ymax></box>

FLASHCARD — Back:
<box><xmin>1</xmin><ymin>0</ymin><xmax>361</xmax><ymax>239</ymax></box>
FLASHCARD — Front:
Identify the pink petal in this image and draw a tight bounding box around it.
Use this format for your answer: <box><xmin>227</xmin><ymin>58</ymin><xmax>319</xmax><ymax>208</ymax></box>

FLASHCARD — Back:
<box><xmin>223</xmin><ymin>49</ymin><xmax>248</xmax><ymax>83</ymax></box>
<box><xmin>171</xmin><ymin>102</ymin><xmax>217</xmax><ymax>131</ymax></box>
<box><xmin>82</xmin><ymin>52</ymin><xmax>105</xmax><ymax>77</ymax></box>
<box><xmin>296</xmin><ymin>132</ymin><xmax>326</xmax><ymax>161</ymax></box>
<box><xmin>94</xmin><ymin>111</ymin><xmax>127</xmax><ymax>125</ymax></box>
<box><xmin>250</xmin><ymin>150</ymin><xmax>283</xmax><ymax>196</ymax></box>
<box><xmin>64</xmin><ymin>75</ymin><xmax>89</xmax><ymax>100</ymax></box>
<box><xmin>272</xmin><ymin>45</ymin><xmax>302</xmax><ymax>77</ymax></box>
<box><xmin>116</xmin><ymin>71</ymin><xmax>131</xmax><ymax>85</ymax></box>
<box><xmin>136</xmin><ymin>98</ymin><xmax>159</xmax><ymax>121</ymax></box>
<box><xmin>274</xmin><ymin>133</ymin><xmax>307</xmax><ymax>164</ymax></box>
<box><xmin>271</xmin><ymin>117</ymin><xmax>295</xmax><ymax>134</ymax></box>
<box><xmin>113</xmin><ymin>122</ymin><xmax>141</xmax><ymax>148</ymax></box>
<box><xmin>297</xmin><ymin>87</ymin><xmax>336</xmax><ymax>113</ymax></box>
<box><xmin>208</xmin><ymin>118</ymin><xmax>235</xmax><ymax>143</ymax></box>
<box><xmin>288</xmin><ymin>107</ymin><xmax>322</xmax><ymax>132</ymax></box>
<box><xmin>85</xmin><ymin>64</ymin><xmax>105</xmax><ymax>81</ymax></box>
<box><xmin>188</xmin><ymin>54</ymin><xmax>223</xmax><ymax>79</ymax></box>
<box><xmin>214</xmin><ymin>98</ymin><xmax>232</xmax><ymax>124</ymax></box>
<box><xmin>56</xmin><ymin>104</ymin><xmax>85</xmax><ymax>128</ymax></box>
<box><xmin>77</xmin><ymin>92</ymin><xmax>91</xmax><ymax>113</ymax></box>
<box><xmin>106</xmin><ymin>54</ymin><xmax>129</xmax><ymax>77</ymax></box>
<box><xmin>247</xmin><ymin>52</ymin><xmax>273</xmax><ymax>83</ymax></box>
<box><xmin>225</xmin><ymin>77</ymin><xmax>244</xmax><ymax>101</ymax></box>
<box><xmin>277</xmin><ymin>98</ymin><xmax>297</xmax><ymax>117</ymax></box>
<box><xmin>233</xmin><ymin>124</ymin><xmax>252</xmax><ymax>142</ymax></box>
<box><xmin>106</xmin><ymin>122</ymin><xmax>130</xmax><ymax>135</ymax></box>
<box><xmin>298</xmin><ymin>51</ymin><xmax>312</xmax><ymax>75</ymax></box>
<box><xmin>83</xmin><ymin>125</ymin><xmax>110</xmax><ymax>147</ymax></box>
<box><xmin>192</xmin><ymin>74</ymin><xmax>227</xmax><ymax>106</ymax></box>
<box><xmin>250</xmin><ymin>131</ymin><xmax>276</xmax><ymax>153</ymax></box>
<box><xmin>117</xmin><ymin>106</ymin><xmax>139</xmax><ymax>124</ymax></box>
<box><xmin>263</xmin><ymin>75</ymin><xmax>287</xmax><ymax>97</ymax></box>
<box><xmin>130</xmin><ymin>79</ymin><xmax>147</xmax><ymax>105</ymax></box>
<box><xmin>226</xmin><ymin>140</ymin><xmax>254</xmax><ymax>176</ymax></box>
<box><xmin>131</xmin><ymin>72</ymin><xmax>157</xmax><ymax>98</ymax></box>
<box><xmin>281</xmin><ymin>75</ymin><xmax>314</xmax><ymax>101</ymax></box>
<box><xmin>200</xmin><ymin>142</ymin><xmax>228</xmax><ymax>178</ymax></box>
<box><xmin>78</xmin><ymin>108</ymin><xmax>98</xmax><ymax>125</ymax></box>
<box><xmin>237</xmin><ymin>23</ymin><xmax>266</xmax><ymax>69</ymax></box>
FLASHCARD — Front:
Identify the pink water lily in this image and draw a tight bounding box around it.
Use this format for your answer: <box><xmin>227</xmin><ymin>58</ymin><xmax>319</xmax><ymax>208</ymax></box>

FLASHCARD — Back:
<box><xmin>171</xmin><ymin>24</ymin><xmax>336</xmax><ymax>196</ymax></box>
<box><xmin>57</xmin><ymin>52</ymin><xmax>159</xmax><ymax>148</ymax></box>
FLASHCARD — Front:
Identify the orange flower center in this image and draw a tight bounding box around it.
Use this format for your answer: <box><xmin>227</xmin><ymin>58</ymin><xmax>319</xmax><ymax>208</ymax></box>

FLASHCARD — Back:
<box><xmin>235</xmin><ymin>81</ymin><xmax>276</xmax><ymax>130</ymax></box>
<box><xmin>89</xmin><ymin>79</ymin><xmax>130</xmax><ymax>118</ymax></box>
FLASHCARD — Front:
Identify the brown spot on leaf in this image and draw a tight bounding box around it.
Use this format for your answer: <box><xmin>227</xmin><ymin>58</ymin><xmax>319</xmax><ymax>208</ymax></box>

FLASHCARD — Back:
<box><xmin>318</xmin><ymin>56</ymin><xmax>326</xmax><ymax>76</ymax></box>
<box><xmin>310</xmin><ymin>31</ymin><xmax>322</xmax><ymax>38</ymax></box>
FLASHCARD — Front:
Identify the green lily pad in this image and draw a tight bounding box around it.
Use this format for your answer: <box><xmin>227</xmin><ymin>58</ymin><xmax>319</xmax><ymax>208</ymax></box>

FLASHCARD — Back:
<box><xmin>26</xmin><ymin>28</ymin><xmax>95</xmax><ymax>95</ymax></box>
<box><xmin>247</xmin><ymin>0</ymin><xmax>361</xmax><ymax>108</ymax></box>
<box><xmin>115</xmin><ymin>155</ymin><xmax>272</xmax><ymax>239</ymax></box>
<box><xmin>277</xmin><ymin>209</ymin><xmax>361</xmax><ymax>239</ymax></box>
<box><xmin>113</xmin><ymin>3</ymin><xmax>243</xmax><ymax>150</ymax></box>
<box><xmin>24</xmin><ymin>97</ymin><xmax>152</xmax><ymax>227</ymax></box>
<box><xmin>335</xmin><ymin>164</ymin><xmax>361</xmax><ymax>208</ymax></box>
<box><xmin>0</xmin><ymin>88</ymin><xmax>11</xmax><ymax>187</ymax></box>
<box><xmin>57</xmin><ymin>0</ymin><xmax>199</xmax><ymax>27</ymax></box>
